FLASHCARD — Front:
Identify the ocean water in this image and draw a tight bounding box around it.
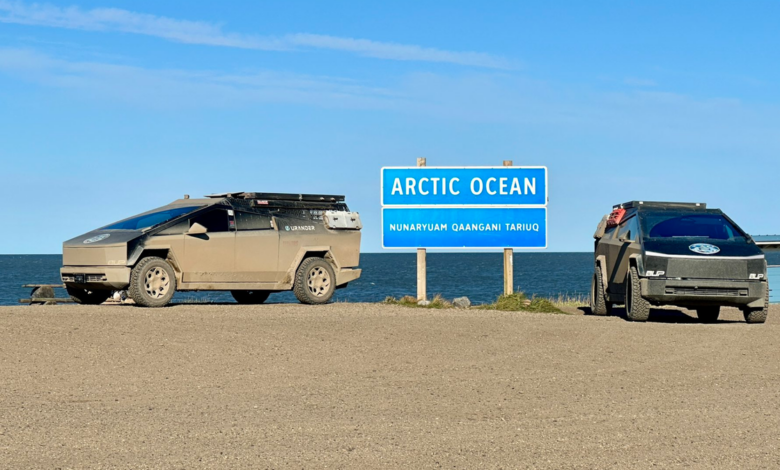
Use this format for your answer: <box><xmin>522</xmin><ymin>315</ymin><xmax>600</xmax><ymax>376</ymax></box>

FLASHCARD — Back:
<box><xmin>5</xmin><ymin>253</ymin><xmax>778</xmax><ymax>307</ymax></box>
<box><xmin>0</xmin><ymin>253</ymin><xmax>595</xmax><ymax>306</ymax></box>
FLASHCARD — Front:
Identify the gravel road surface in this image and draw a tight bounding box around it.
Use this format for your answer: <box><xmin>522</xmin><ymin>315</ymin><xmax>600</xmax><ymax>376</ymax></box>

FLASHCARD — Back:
<box><xmin>1</xmin><ymin>303</ymin><xmax>779</xmax><ymax>469</ymax></box>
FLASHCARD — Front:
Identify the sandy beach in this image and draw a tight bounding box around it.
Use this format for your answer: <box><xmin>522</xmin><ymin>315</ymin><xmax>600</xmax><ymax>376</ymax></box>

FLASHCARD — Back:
<box><xmin>1</xmin><ymin>302</ymin><xmax>779</xmax><ymax>469</ymax></box>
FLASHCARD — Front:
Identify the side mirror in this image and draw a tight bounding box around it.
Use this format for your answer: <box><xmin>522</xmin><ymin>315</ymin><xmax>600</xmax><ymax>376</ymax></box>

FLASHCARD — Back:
<box><xmin>188</xmin><ymin>222</ymin><xmax>208</xmax><ymax>235</ymax></box>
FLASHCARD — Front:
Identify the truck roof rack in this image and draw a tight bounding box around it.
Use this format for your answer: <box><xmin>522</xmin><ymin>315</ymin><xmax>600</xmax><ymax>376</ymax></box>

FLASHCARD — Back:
<box><xmin>614</xmin><ymin>201</ymin><xmax>707</xmax><ymax>210</ymax></box>
<box><xmin>206</xmin><ymin>192</ymin><xmax>345</xmax><ymax>202</ymax></box>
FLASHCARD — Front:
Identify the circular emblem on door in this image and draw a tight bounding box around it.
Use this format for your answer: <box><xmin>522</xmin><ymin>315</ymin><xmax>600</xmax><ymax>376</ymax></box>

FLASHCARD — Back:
<box><xmin>83</xmin><ymin>234</ymin><xmax>110</xmax><ymax>244</ymax></box>
<box><xmin>689</xmin><ymin>243</ymin><xmax>720</xmax><ymax>255</ymax></box>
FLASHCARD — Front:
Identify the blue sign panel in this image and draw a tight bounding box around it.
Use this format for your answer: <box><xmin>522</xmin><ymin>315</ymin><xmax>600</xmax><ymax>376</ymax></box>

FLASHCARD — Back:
<box><xmin>382</xmin><ymin>207</ymin><xmax>547</xmax><ymax>249</ymax></box>
<box><xmin>381</xmin><ymin>167</ymin><xmax>547</xmax><ymax>207</ymax></box>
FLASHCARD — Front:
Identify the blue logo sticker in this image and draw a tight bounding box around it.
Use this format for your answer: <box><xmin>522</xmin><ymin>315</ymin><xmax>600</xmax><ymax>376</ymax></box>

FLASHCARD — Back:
<box><xmin>689</xmin><ymin>243</ymin><xmax>721</xmax><ymax>255</ymax></box>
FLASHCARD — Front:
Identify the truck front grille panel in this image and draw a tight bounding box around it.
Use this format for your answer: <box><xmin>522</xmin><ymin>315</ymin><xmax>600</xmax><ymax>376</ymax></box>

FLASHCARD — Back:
<box><xmin>665</xmin><ymin>287</ymin><xmax>748</xmax><ymax>297</ymax></box>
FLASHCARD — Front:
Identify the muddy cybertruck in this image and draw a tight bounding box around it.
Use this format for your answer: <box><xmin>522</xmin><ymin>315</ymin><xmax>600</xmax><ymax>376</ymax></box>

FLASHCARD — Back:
<box><xmin>61</xmin><ymin>192</ymin><xmax>362</xmax><ymax>307</ymax></box>
<box><xmin>590</xmin><ymin>201</ymin><xmax>768</xmax><ymax>323</ymax></box>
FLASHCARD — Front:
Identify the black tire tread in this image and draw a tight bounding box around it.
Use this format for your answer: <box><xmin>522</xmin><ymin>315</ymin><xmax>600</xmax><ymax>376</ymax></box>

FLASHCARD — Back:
<box><xmin>626</xmin><ymin>265</ymin><xmax>650</xmax><ymax>322</ymax></box>
<box><xmin>128</xmin><ymin>257</ymin><xmax>177</xmax><ymax>308</ymax></box>
<box><xmin>293</xmin><ymin>257</ymin><xmax>336</xmax><ymax>305</ymax></box>
<box><xmin>744</xmin><ymin>286</ymin><xmax>769</xmax><ymax>324</ymax></box>
<box><xmin>590</xmin><ymin>264</ymin><xmax>610</xmax><ymax>316</ymax></box>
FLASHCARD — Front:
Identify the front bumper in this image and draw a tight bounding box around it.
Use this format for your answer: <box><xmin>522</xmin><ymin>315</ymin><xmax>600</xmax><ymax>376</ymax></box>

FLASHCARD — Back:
<box><xmin>61</xmin><ymin>266</ymin><xmax>131</xmax><ymax>290</ymax></box>
<box><xmin>640</xmin><ymin>278</ymin><xmax>766</xmax><ymax>308</ymax></box>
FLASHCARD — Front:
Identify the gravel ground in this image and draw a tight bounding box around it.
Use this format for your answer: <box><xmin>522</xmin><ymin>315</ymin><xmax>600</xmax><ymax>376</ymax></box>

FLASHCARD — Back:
<box><xmin>1</xmin><ymin>302</ymin><xmax>779</xmax><ymax>469</ymax></box>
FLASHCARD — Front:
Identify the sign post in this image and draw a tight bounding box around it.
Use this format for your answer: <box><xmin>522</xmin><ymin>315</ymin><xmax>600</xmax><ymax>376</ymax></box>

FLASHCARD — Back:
<box><xmin>503</xmin><ymin>160</ymin><xmax>513</xmax><ymax>295</ymax></box>
<box><xmin>416</xmin><ymin>157</ymin><xmax>427</xmax><ymax>301</ymax></box>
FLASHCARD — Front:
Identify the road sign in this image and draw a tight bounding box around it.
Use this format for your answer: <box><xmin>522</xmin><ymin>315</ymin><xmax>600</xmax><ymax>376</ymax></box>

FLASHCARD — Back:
<box><xmin>381</xmin><ymin>166</ymin><xmax>548</xmax><ymax>250</ymax></box>
<box><xmin>381</xmin><ymin>166</ymin><xmax>547</xmax><ymax>207</ymax></box>
<box><xmin>382</xmin><ymin>207</ymin><xmax>547</xmax><ymax>249</ymax></box>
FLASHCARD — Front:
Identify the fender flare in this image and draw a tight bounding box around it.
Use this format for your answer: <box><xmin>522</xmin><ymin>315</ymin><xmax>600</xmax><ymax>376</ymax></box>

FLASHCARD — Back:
<box><xmin>127</xmin><ymin>246</ymin><xmax>184</xmax><ymax>284</ymax></box>
<box><xmin>283</xmin><ymin>246</ymin><xmax>338</xmax><ymax>284</ymax></box>
<box><xmin>629</xmin><ymin>253</ymin><xmax>644</xmax><ymax>275</ymax></box>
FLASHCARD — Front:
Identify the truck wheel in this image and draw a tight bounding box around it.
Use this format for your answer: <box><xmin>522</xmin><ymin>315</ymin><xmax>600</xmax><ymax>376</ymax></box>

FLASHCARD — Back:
<box><xmin>590</xmin><ymin>264</ymin><xmax>611</xmax><ymax>316</ymax></box>
<box><xmin>625</xmin><ymin>265</ymin><xmax>650</xmax><ymax>322</ymax></box>
<box><xmin>743</xmin><ymin>288</ymin><xmax>768</xmax><ymax>324</ymax></box>
<box><xmin>128</xmin><ymin>257</ymin><xmax>176</xmax><ymax>308</ymax></box>
<box><xmin>231</xmin><ymin>290</ymin><xmax>270</xmax><ymax>304</ymax></box>
<box><xmin>66</xmin><ymin>286</ymin><xmax>111</xmax><ymax>305</ymax></box>
<box><xmin>697</xmin><ymin>306</ymin><xmax>720</xmax><ymax>323</ymax></box>
<box><xmin>293</xmin><ymin>257</ymin><xmax>336</xmax><ymax>304</ymax></box>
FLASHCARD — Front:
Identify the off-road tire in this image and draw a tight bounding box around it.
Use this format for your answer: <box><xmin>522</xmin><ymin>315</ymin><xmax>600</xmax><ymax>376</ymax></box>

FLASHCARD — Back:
<box><xmin>743</xmin><ymin>287</ymin><xmax>769</xmax><ymax>324</ymax></box>
<box><xmin>590</xmin><ymin>264</ymin><xmax>611</xmax><ymax>316</ymax></box>
<box><xmin>625</xmin><ymin>265</ymin><xmax>650</xmax><ymax>322</ymax></box>
<box><xmin>128</xmin><ymin>257</ymin><xmax>177</xmax><ymax>308</ymax></box>
<box><xmin>293</xmin><ymin>257</ymin><xmax>336</xmax><ymax>305</ymax></box>
<box><xmin>697</xmin><ymin>306</ymin><xmax>720</xmax><ymax>323</ymax></box>
<box><xmin>66</xmin><ymin>286</ymin><xmax>111</xmax><ymax>305</ymax></box>
<box><xmin>231</xmin><ymin>290</ymin><xmax>271</xmax><ymax>304</ymax></box>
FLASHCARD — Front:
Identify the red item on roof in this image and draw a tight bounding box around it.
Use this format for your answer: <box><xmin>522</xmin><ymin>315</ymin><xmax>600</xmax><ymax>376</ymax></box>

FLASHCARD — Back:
<box><xmin>607</xmin><ymin>208</ymin><xmax>626</xmax><ymax>227</ymax></box>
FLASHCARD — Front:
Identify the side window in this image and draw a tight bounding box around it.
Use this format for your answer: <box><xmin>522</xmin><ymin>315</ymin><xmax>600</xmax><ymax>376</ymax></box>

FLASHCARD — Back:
<box><xmin>235</xmin><ymin>211</ymin><xmax>272</xmax><ymax>231</ymax></box>
<box><xmin>191</xmin><ymin>209</ymin><xmax>230</xmax><ymax>233</ymax></box>
<box><xmin>618</xmin><ymin>216</ymin><xmax>638</xmax><ymax>241</ymax></box>
<box><xmin>629</xmin><ymin>217</ymin><xmax>640</xmax><ymax>240</ymax></box>
<box><xmin>158</xmin><ymin>219</ymin><xmax>189</xmax><ymax>235</ymax></box>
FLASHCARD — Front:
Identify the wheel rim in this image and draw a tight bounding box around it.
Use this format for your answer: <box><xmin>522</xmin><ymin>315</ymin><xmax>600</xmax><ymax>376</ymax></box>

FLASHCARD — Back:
<box><xmin>145</xmin><ymin>266</ymin><xmax>170</xmax><ymax>299</ymax></box>
<box><xmin>307</xmin><ymin>266</ymin><xmax>331</xmax><ymax>297</ymax></box>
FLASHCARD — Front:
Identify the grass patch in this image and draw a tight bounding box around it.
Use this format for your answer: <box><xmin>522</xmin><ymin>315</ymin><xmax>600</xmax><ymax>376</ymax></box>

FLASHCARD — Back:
<box><xmin>481</xmin><ymin>292</ymin><xmax>563</xmax><ymax>314</ymax></box>
<box><xmin>384</xmin><ymin>292</ymin><xmax>564</xmax><ymax>314</ymax></box>
<box><xmin>549</xmin><ymin>293</ymin><xmax>589</xmax><ymax>308</ymax></box>
<box><xmin>383</xmin><ymin>294</ymin><xmax>452</xmax><ymax>309</ymax></box>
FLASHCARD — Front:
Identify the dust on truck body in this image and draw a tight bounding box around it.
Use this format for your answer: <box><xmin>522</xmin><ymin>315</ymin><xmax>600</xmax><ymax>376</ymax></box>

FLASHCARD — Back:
<box><xmin>61</xmin><ymin>192</ymin><xmax>362</xmax><ymax>307</ymax></box>
<box><xmin>590</xmin><ymin>201</ymin><xmax>768</xmax><ymax>323</ymax></box>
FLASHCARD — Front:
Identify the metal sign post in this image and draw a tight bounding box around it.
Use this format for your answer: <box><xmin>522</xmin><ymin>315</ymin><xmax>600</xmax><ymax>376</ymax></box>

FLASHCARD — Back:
<box><xmin>503</xmin><ymin>160</ymin><xmax>514</xmax><ymax>295</ymax></box>
<box><xmin>417</xmin><ymin>157</ymin><xmax>427</xmax><ymax>301</ymax></box>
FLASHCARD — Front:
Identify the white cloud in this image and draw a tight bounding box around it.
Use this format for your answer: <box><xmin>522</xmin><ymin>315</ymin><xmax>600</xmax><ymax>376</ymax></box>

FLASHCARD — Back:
<box><xmin>0</xmin><ymin>1</ymin><xmax>514</xmax><ymax>69</ymax></box>
<box><xmin>0</xmin><ymin>47</ymin><xmax>408</xmax><ymax>109</ymax></box>
<box><xmin>2</xmin><ymin>46</ymin><xmax>778</xmax><ymax>159</ymax></box>
<box><xmin>284</xmin><ymin>34</ymin><xmax>511</xmax><ymax>69</ymax></box>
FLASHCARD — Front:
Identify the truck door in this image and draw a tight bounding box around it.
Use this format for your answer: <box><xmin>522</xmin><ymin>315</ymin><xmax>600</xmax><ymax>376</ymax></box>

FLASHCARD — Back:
<box><xmin>606</xmin><ymin>216</ymin><xmax>640</xmax><ymax>298</ymax></box>
<box><xmin>234</xmin><ymin>210</ymin><xmax>280</xmax><ymax>282</ymax></box>
<box><xmin>182</xmin><ymin>207</ymin><xmax>236</xmax><ymax>283</ymax></box>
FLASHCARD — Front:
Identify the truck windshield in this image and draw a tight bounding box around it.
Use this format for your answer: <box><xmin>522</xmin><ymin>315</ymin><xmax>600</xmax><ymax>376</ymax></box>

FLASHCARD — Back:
<box><xmin>102</xmin><ymin>206</ymin><xmax>201</xmax><ymax>231</ymax></box>
<box><xmin>640</xmin><ymin>211</ymin><xmax>746</xmax><ymax>242</ymax></box>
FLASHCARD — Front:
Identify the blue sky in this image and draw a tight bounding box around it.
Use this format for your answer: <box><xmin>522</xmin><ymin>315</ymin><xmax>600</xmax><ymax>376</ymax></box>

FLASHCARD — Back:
<box><xmin>2</xmin><ymin>0</ymin><xmax>780</xmax><ymax>253</ymax></box>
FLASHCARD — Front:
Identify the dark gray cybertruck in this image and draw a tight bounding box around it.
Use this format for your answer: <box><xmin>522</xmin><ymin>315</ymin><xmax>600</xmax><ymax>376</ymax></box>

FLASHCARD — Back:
<box><xmin>590</xmin><ymin>201</ymin><xmax>768</xmax><ymax>323</ymax></box>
